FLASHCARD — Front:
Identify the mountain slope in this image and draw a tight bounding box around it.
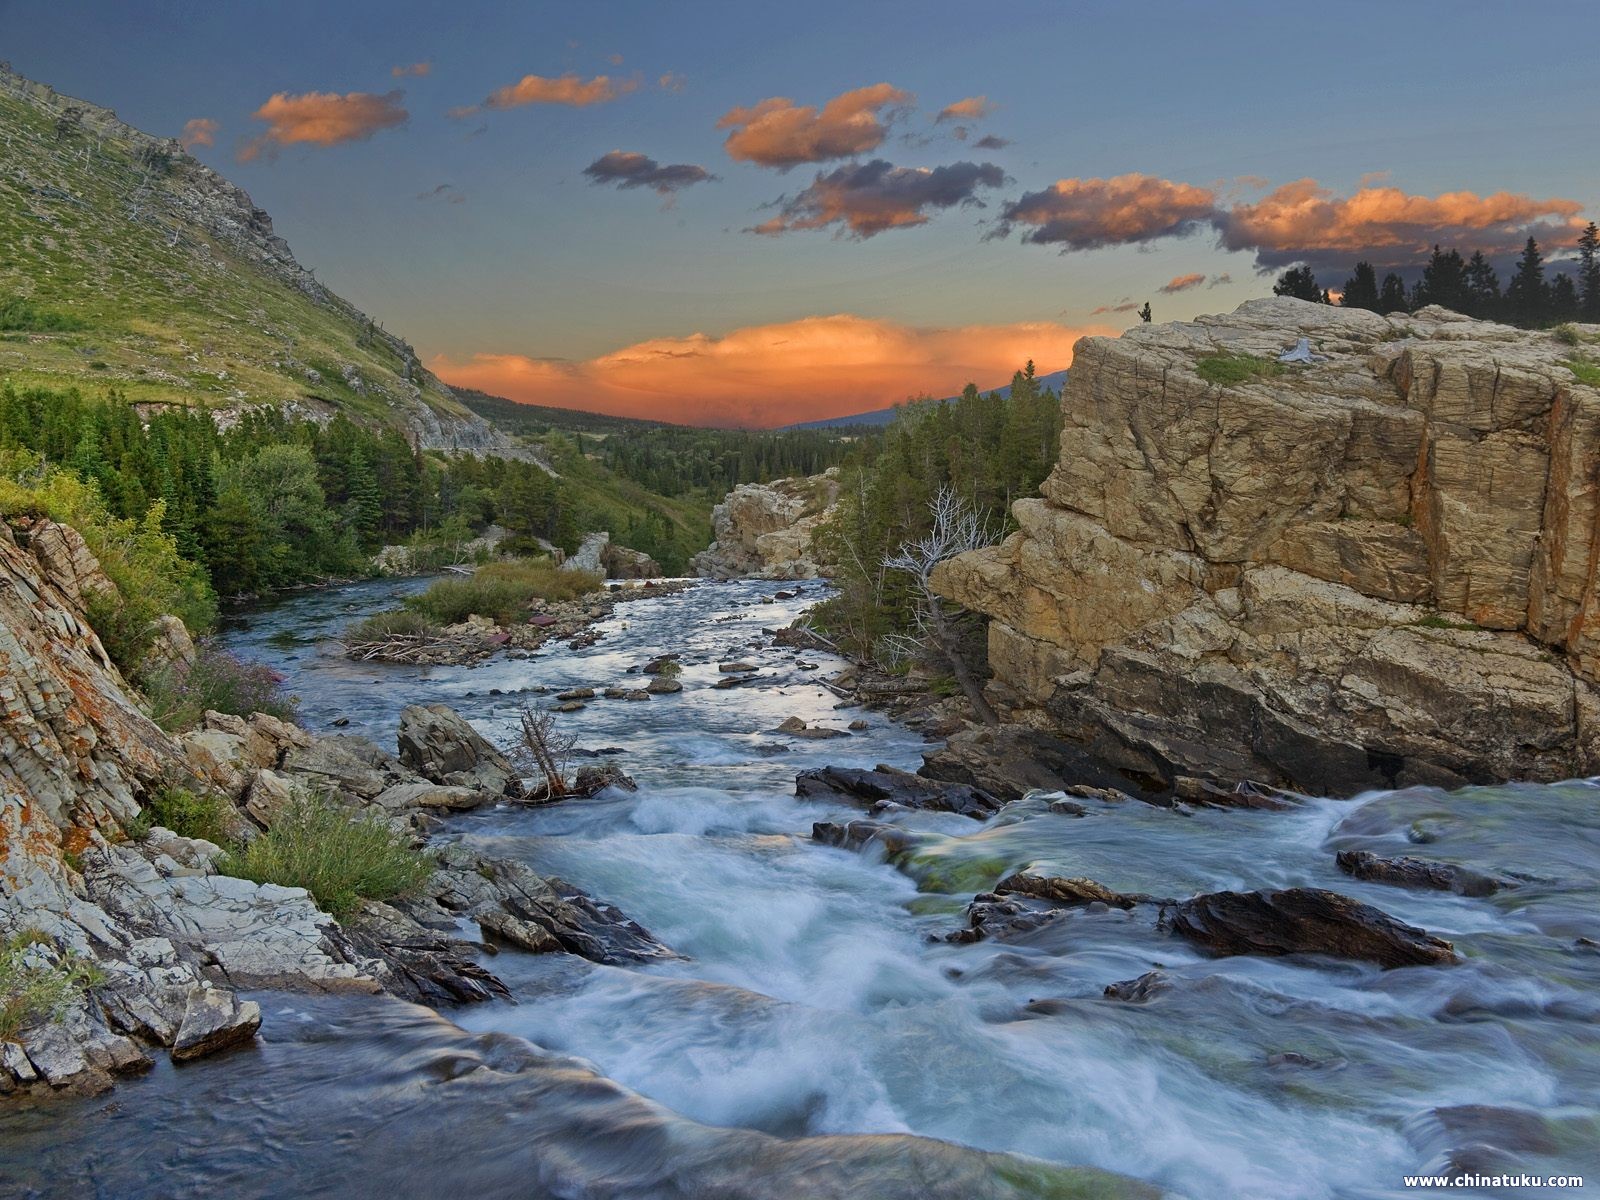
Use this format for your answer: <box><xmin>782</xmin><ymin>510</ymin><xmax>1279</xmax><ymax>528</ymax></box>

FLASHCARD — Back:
<box><xmin>783</xmin><ymin>369</ymin><xmax>1069</xmax><ymax>429</ymax></box>
<box><xmin>0</xmin><ymin>65</ymin><xmax>515</xmax><ymax>454</ymax></box>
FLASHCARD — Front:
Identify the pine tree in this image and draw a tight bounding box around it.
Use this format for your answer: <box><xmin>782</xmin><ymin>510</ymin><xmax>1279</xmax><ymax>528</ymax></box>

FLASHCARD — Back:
<box><xmin>1273</xmin><ymin>266</ymin><xmax>1323</xmax><ymax>302</ymax></box>
<box><xmin>1578</xmin><ymin>222</ymin><xmax>1600</xmax><ymax>322</ymax></box>
<box><xmin>1378</xmin><ymin>273</ymin><xmax>1409</xmax><ymax>314</ymax></box>
<box><xmin>1463</xmin><ymin>251</ymin><xmax>1501</xmax><ymax>318</ymax></box>
<box><xmin>1506</xmin><ymin>237</ymin><xmax>1548</xmax><ymax>326</ymax></box>
<box><xmin>1341</xmin><ymin>262</ymin><xmax>1380</xmax><ymax>311</ymax></box>
<box><xmin>1549</xmin><ymin>273</ymin><xmax>1580</xmax><ymax>322</ymax></box>
<box><xmin>1414</xmin><ymin>246</ymin><xmax>1468</xmax><ymax>314</ymax></box>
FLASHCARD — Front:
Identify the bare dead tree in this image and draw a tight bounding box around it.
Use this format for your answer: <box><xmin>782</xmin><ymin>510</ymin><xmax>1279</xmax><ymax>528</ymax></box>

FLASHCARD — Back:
<box><xmin>882</xmin><ymin>486</ymin><xmax>1001</xmax><ymax>725</ymax></box>
<box><xmin>515</xmin><ymin>704</ymin><xmax>576</xmax><ymax>799</ymax></box>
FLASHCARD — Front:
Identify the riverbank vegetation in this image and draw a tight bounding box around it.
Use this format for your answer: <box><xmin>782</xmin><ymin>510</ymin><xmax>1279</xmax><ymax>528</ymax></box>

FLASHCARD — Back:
<box><xmin>812</xmin><ymin>364</ymin><xmax>1062</xmax><ymax>666</ymax></box>
<box><xmin>217</xmin><ymin>794</ymin><xmax>432</xmax><ymax>918</ymax></box>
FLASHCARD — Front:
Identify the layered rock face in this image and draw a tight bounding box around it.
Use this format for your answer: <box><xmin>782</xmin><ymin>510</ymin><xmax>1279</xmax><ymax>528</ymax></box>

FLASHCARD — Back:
<box><xmin>691</xmin><ymin>470</ymin><xmax>841</xmax><ymax>580</ymax></box>
<box><xmin>935</xmin><ymin>298</ymin><xmax>1600</xmax><ymax>796</ymax></box>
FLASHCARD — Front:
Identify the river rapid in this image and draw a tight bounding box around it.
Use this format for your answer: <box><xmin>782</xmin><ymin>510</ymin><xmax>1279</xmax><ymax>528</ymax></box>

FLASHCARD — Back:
<box><xmin>3</xmin><ymin>577</ymin><xmax>1597</xmax><ymax>1199</ymax></box>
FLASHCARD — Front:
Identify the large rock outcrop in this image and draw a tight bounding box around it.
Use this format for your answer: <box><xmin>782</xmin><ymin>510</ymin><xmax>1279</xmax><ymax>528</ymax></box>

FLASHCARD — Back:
<box><xmin>935</xmin><ymin>298</ymin><xmax>1600</xmax><ymax>796</ymax></box>
<box><xmin>691</xmin><ymin>470</ymin><xmax>841</xmax><ymax>579</ymax></box>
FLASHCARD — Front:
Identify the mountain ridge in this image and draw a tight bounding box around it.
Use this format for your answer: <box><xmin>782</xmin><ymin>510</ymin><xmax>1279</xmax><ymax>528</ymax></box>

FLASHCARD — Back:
<box><xmin>0</xmin><ymin>63</ymin><xmax>521</xmax><ymax>457</ymax></box>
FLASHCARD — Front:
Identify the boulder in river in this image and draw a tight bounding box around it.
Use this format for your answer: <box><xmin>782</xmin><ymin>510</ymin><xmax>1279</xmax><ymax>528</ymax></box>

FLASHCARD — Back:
<box><xmin>811</xmin><ymin>819</ymin><xmax>922</xmax><ymax>858</ymax></box>
<box><xmin>1335</xmin><ymin>849</ymin><xmax>1509</xmax><ymax>897</ymax></box>
<box><xmin>396</xmin><ymin>703</ymin><xmax>521</xmax><ymax>797</ymax></box>
<box><xmin>1167</xmin><ymin>887</ymin><xmax>1459</xmax><ymax>968</ymax></box>
<box><xmin>774</xmin><ymin>716</ymin><xmax>848</xmax><ymax>739</ymax></box>
<box><xmin>795</xmin><ymin>765</ymin><xmax>1002</xmax><ymax>819</ymax></box>
<box><xmin>995</xmin><ymin>869</ymin><xmax>1150</xmax><ymax>910</ymax></box>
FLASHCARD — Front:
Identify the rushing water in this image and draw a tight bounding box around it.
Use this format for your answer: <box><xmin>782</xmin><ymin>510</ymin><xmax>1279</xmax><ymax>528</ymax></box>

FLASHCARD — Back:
<box><xmin>3</xmin><ymin>578</ymin><xmax>1598</xmax><ymax>1199</ymax></box>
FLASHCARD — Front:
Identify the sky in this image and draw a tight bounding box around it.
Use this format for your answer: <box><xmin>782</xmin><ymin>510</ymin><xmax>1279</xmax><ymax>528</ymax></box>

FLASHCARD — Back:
<box><xmin>3</xmin><ymin>0</ymin><xmax>1597</xmax><ymax>426</ymax></box>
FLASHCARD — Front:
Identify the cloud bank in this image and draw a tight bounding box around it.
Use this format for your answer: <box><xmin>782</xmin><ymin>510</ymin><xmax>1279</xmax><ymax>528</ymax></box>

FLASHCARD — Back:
<box><xmin>717</xmin><ymin>83</ymin><xmax>912</xmax><ymax>169</ymax></box>
<box><xmin>751</xmin><ymin>159</ymin><xmax>1005</xmax><ymax>238</ymax></box>
<box><xmin>998</xmin><ymin>173</ymin><xmax>1589</xmax><ymax>269</ymax></box>
<box><xmin>430</xmin><ymin>313</ymin><xmax>1108</xmax><ymax>427</ymax></box>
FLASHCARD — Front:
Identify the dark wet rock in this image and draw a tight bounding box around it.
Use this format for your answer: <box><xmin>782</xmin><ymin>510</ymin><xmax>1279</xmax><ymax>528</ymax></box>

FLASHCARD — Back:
<box><xmin>920</xmin><ymin>723</ymin><xmax>1167</xmax><ymax>805</ymax></box>
<box><xmin>603</xmin><ymin>687</ymin><xmax>629</xmax><ymax>699</ymax></box>
<box><xmin>1047</xmin><ymin>799</ymin><xmax>1089</xmax><ymax>817</ymax></box>
<box><xmin>995</xmin><ymin>870</ymin><xmax>1149</xmax><ymax>910</ymax></box>
<box><xmin>1266</xmin><ymin>1051</ymin><xmax>1346</xmax><ymax>1070</ymax></box>
<box><xmin>1174</xmin><ymin>776</ymin><xmax>1298</xmax><ymax>811</ymax></box>
<box><xmin>811</xmin><ymin>819</ymin><xmax>920</xmax><ymax>858</ymax></box>
<box><xmin>1167</xmin><ymin>887</ymin><xmax>1459</xmax><ymax>968</ymax></box>
<box><xmin>646</xmin><ymin>677</ymin><xmax>683</xmax><ymax>695</ymax></box>
<box><xmin>170</xmin><ymin>986</ymin><xmax>260</xmax><ymax>1062</ymax></box>
<box><xmin>1104</xmin><ymin>971</ymin><xmax>1171</xmax><ymax>1003</ymax></box>
<box><xmin>642</xmin><ymin>654</ymin><xmax>679</xmax><ymax>674</ymax></box>
<box><xmin>795</xmin><ymin>765</ymin><xmax>1002</xmax><ymax>819</ymax></box>
<box><xmin>429</xmin><ymin>848</ymin><xmax>675</xmax><ymax>966</ymax></box>
<box><xmin>623</xmin><ymin>689</ymin><xmax>651</xmax><ymax>701</ymax></box>
<box><xmin>848</xmin><ymin>719</ymin><xmax>869</xmax><ymax>731</ymax></box>
<box><xmin>346</xmin><ymin>901</ymin><xmax>509</xmax><ymax>1007</ymax></box>
<box><xmin>774</xmin><ymin>716</ymin><xmax>848</xmax><ymax>739</ymax></box>
<box><xmin>718</xmin><ymin>660</ymin><xmax>758</xmax><ymax>673</ymax></box>
<box><xmin>556</xmin><ymin>687</ymin><xmax>595</xmax><ymax>701</ymax></box>
<box><xmin>1335</xmin><ymin>849</ymin><xmax>1509</xmax><ymax>897</ymax></box>
<box><xmin>947</xmin><ymin>893</ymin><xmax>1064</xmax><ymax>944</ymax></box>
<box><xmin>556</xmin><ymin>701</ymin><xmax>586</xmax><ymax>713</ymax></box>
<box><xmin>713</xmin><ymin>673</ymin><xmax>761</xmax><ymax>688</ymax></box>
<box><xmin>574</xmin><ymin>763</ymin><xmax>637</xmax><ymax>796</ymax></box>
<box><xmin>396</xmin><ymin>704</ymin><xmax>521</xmax><ymax>796</ymax></box>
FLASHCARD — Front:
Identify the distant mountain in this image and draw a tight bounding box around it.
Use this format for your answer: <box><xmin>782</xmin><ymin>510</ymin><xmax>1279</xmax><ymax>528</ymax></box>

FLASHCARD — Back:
<box><xmin>0</xmin><ymin>65</ymin><xmax>517</xmax><ymax>456</ymax></box>
<box><xmin>783</xmin><ymin>368</ymin><xmax>1070</xmax><ymax>430</ymax></box>
<box><xmin>454</xmin><ymin>388</ymin><xmax>688</xmax><ymax>436</ymax></box>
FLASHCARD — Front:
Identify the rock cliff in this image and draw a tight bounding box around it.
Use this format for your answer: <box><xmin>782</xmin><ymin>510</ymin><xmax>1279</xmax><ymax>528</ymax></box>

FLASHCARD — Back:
<box><xmin>935</xmin><ymin>298</ymin><xmax>1600</xmax><ymax>796</ymax></box>
<box><xmin>691</xmin><ymin>470</ymin><xmax>841</xmax><ymax>580</ymax></box>
<box><xmin>0</xmin><ymin>518</ymin><xmax>667</xmax><ymax>1095</ymax></box>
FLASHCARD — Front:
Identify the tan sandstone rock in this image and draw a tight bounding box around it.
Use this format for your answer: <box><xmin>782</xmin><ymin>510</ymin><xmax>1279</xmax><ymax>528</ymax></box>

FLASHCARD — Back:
<box><xmin>934</xmin><ymin>298</ymin><xmax>1600</xmax><ymax>795</ymax></box>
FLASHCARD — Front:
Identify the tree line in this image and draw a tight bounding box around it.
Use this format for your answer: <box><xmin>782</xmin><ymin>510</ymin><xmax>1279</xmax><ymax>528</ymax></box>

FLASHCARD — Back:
<box><xmin>1272</xmin><ymin>222</ymin><xmax>1600</xmax><ymax>327</ymax></box>
<box><xmin>0</xmin><ymin>383</ymin><xmax>579</xmax><ymax>598</ymax></box>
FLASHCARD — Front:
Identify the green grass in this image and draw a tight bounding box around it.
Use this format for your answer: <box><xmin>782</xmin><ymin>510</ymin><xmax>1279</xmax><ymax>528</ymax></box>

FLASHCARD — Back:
<box><xmin>1566</xmin><ymin>358</ymin><xmax>1600</xmax><ymax>388</ymax></box>
<box><xmin>0</xmin><ymin>931</ymin><xmax>104</xmax><ymax>1042</ymax></box>
<box><xmin>217</xmin><ymin>793</ymin><xmax>432</xmax><ymax>917</ymax></box>
<box><xmin>400</xmin><ymin>558</ymin><xmax>602</xmax><ymax>626</ymax></box>
<box><xmin>1196</xmin><ymin>351</ymin><xmax>1286</xmax><ymax>386</ymax></box>
<box><xmin>346</xmin><ymin>608</ymin><xmax>442</xmax><ymax>642</ymax></box>
<box><xmin>143</xmin><ymin>787</ymin><xmax>234</xmax><ymax>844</ymax></box>
<box><xmin>0</xmin><ymin>297</ymin><xmax>86</xmax><ymax>332</ymax></box>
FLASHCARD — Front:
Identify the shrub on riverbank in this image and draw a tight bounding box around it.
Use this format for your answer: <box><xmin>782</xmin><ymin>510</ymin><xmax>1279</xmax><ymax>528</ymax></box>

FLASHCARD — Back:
<box><xmin>142</xmin><ymin>639</ymin><xmax>297</xmax><ymax>732</ymax></box>
<box><xmin>218</xmin><ymin>794</ymin><xmax>432</xmax><ymax>918</ymax></box>
<box><xmin>0</xmin><ymin>931</ymin><xmax>104</xmax><ymax>1042</ymax></box>
<box><xmin>345</xmin><ymin>608</ymin><xmax>442</xmax><ymax>643</ymax></box>
<box><xmin>141</xmin><ymin>787</ymin><xmax>235</xmax><ymax>844</ymax></box>
<box><xmin>400</xmin><ymin>559</ymin><xmax>602</xmax><ymax>626</ymax></box>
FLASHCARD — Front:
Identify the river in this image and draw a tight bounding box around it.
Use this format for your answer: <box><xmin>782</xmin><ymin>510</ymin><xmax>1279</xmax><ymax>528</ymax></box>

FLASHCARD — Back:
<box><xmin>2</xmin><ymin>577</ymin><xmax>1597</xmax><ymax>1199</ymax></box>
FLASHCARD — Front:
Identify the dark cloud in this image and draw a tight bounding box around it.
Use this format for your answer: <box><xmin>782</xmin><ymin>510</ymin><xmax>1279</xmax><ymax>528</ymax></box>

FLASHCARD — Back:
<box><xmin>973</xmin><ymin>134</ymin><xmax>1010</xmax><ymax>150</ymax></box>
<box><xmin>751</xmin><ymin>158</ymin><xmax>1005</xmax><ymax>239</ymax></box>
<box><xmin>994</xmin><ymin>173</ymin><xmax>1219</xmax><ymax>250</ymax></box>
<box><xmin>582</xmin><ymin>150</ymin><xmax>717</xmax><ymax>196</ymax></box>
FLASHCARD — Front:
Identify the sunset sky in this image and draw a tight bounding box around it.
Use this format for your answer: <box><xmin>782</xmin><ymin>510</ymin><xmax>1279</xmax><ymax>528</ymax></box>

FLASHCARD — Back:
<box><xmin>5</xmin><ymin>0</ymin><xmax>1597</xmax><ymax>426</ymax></box>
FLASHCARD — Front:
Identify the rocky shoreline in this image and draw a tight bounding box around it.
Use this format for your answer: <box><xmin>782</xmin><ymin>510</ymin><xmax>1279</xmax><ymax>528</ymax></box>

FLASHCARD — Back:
<box><xmin>0</xmin><ymin>518</ymin><xmax>680</xmax><ymax>1097</ymax></box>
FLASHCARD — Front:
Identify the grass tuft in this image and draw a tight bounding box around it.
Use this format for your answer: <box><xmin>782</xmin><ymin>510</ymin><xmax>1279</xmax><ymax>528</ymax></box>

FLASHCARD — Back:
<box><xmin>143</xmin><ymin>787</ymin><xmax>233</xmax><ymax>844</ymax></box>
<box><xmin>1565</xmin><ymin>357</ymin><xmax>1600</xmax><ymax>388</ymax></box>
<box><xmin>142</xmin><ymin>639</ymin><xmax>297</xmax><ymax>732</ymax></box>
<box><xmin>217</xmin><ymin>793</ymin><xmax>432</xmax><ymax>917</ymax></box>
<box><xmin>399</xmin><ymin>558</ymin><xmax>602</xmax><ymax>626</ymax></box>
<box><xmin>0</xmin><ymin>931</ymin><xmax>103</xmax><ymax>1042</ymax></box>
<box><xmin>1196</xmin><ymin>351</ymin><xmax>1286</xmax><ymax>386</ymax></box>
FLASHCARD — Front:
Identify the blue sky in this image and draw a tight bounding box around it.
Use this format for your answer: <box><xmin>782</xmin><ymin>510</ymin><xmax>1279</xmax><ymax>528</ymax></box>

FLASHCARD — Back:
<box><xmin>3</xmin><ymin>0</ymin><xmax>1596</xmax><ymax>423</ymax></box>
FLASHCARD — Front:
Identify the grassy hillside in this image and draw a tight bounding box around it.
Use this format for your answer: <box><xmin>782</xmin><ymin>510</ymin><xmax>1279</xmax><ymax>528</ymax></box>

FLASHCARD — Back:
<box><xmin>455</xmin><ymin>388</ymin><xmax>681</xmax><ymax>437</ymax></box>
<box><xmin>0</xmin><ymin>66</ymin><xmax>492</xmax><ymax>447</ymax></box>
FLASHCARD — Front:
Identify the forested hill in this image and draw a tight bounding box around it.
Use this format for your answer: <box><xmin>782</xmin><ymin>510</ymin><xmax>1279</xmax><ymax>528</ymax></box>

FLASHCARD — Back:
<box><xmin>0</xmin><ymin>64</ymin><xmax>510</xmax><ymax>454</ymax></box>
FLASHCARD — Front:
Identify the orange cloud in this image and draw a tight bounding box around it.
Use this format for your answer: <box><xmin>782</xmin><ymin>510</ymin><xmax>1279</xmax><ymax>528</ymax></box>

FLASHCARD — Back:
<box><xmin>431</xmin><ymin>314</ymin><xmax>1109</xmax><ymax>427</ymax></box>
<box><xmin>452</xmin><ymin>72</ymin><xmax>635</xmax><ymax>117</ymax></box>
<box><xmin>1159</xmin><ymin>272</ymin><xmax>1206</xmax><ymax>294</ymax></box>
<box><xmin>658</xmin><ymin>72</ymin><xmax>687</xmax><ymax>92</ymax></box>
<box><xmin>1218</xmin><ymin>179</ymin><xmax>1588</xmax><ymax>267</ymax></box>
<box><xmin>179</xmin><ymin>117</ymin><xmax>218</xmax><ymax>150</ymax></box>
<box><xmin>998</xmin><ymin>174</ymin><xmax>1220</xmax><ymax>249</ymax></box>
<box><xmin>238</xmin><ymin>90</ymin><xmax>407</xmax><ymax>161</ymax></box>
<box><xmin>935</xmin><ymin>95</ymin><xmax>993</xmax><ymax>124</ymax></box>
<box><xmin>717</xmin><ymin>83</ymin><xmax>912</xmax><ymax>169</ymax></box>
<box><xmin>392</xmin><ymin>61</ymin><xmax>431</xmax><ymax>78</ymax></box>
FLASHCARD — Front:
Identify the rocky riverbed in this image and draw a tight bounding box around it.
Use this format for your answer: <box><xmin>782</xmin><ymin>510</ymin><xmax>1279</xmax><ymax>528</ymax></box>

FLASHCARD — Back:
<box><xmin>4</xmin><ymin>552</ymin><xmax>1599</xmax><ymax>1198</ymax></box>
